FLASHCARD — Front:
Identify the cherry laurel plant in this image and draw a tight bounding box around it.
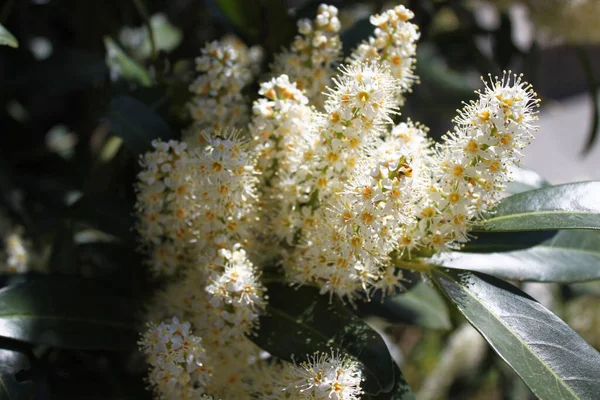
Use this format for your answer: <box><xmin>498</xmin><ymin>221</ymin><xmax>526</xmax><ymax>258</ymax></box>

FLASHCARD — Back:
<box><xmin>132</xmin><ymin>4</ymin><xmax>580</xmax><ymax>400</ymax></box>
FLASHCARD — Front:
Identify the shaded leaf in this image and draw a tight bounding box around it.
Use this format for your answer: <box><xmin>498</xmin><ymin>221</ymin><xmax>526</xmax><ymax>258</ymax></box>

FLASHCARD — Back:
<box><xmin>474</xmin><ymin>181</ymin><xmax>600</xmax><ymax>232</ymax></box>
<box><xmin>460</xmin><ymin>230</ymin><xmax>557</xmax><ymax>253</ymax></box>
<box><xmin>367</xmin><ymin>364</ymin><xmax>414</xmax><ymax>400</ymax></box>
<box><xmin>0</xmin><ymin>338</ymin><xmax>34</xmax><ymax>400</ymax></box>
<box><xmin>431</xmin><ymin>268</ymin><xmax>600</xmax><ymax>399</ymax></box>
<box><xmin>251</xmin><ymin>283</ymin><xmax>399</xmax><ymax>396</ymax></box>
<box><xmin>357</xmin><ymin>282</ymin><xmax>451</xmax><ymax>330</ymax></box>
<box><xmin>437</xmin><ymin>230</ymin><xmax>600</xmax><ymax>283</ymax></box>
<box><xmin>0</xmin><ymin>24</ymin><xmax>18</xmax><ymax>48</ymax></box>
<box><xmin>0</xmin><ymin>278</ymin><xmax>139</xmax><ymax>350</ymax></box>
<box><xmin>103</xmin><ymin>37</ymin><xmax>152</xmax><ymax>87</ymax></box>
<box><xmin>106</xmin><ymin>95</ymin><xmax>177</xmax><ymax>154</ymax></box>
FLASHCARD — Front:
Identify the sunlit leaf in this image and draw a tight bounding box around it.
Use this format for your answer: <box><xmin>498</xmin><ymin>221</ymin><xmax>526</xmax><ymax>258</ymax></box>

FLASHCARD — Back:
<box><xmin>432</xmin><ymin>268</ymin><xmax>600</xmax><ymax>399</ymax></box>
<box><xmin>474</xmin><ymin>181</ymin><xmax>600</xmax><ymax>232</ymax></box>
<box><xmin>437</xmin><ymin>230</ymin><xmax>600</xmax><ymax>282</ymax></box>
<box><xmin>0</xmin><ymin>24</ymin><xmax>18</xmax><ymax>48</ymax></box>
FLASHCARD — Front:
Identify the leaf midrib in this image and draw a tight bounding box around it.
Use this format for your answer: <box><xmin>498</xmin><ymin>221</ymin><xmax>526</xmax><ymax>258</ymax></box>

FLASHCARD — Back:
<box><xmin>478</xmin><ymin>210</ymin><xmax>600</xmax><ymax>227</ymax></box>
<box><xmin>434</xmin><ymin>270</ymin><xmax>580</xmax><ymax>400</ymax></box>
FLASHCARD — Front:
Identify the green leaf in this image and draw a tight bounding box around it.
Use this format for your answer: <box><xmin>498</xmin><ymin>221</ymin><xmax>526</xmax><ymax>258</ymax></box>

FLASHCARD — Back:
<box><xmin>474</xmin><ymin>181</ymin><xmax>600</xmax><ymax>232</ymax></box>
<box><xmin>0</xmin><ymin>339</ymin><xmax>34</xmax><ymax>400</ymax></box>
<box><xmin>0</xmin><ymin>278</ymin><xmax>139</xmax><ymax>350</ymax></box>
<box><xmin>437</xmin><ymin>230</ymin><xmax>600</xmax><ymax>282</ymax></box>
<box><xmin>505</xmin><ymin>167</ymin><xmax>549</xmax><ymax>195</ymax></box>
<box><xmin>367</xmin><ymin>364</ymin><xmax>414</xmax><ymax>400</ymax></box>
<box><xmin>357</xmin><ymin>282</ymin><xmax>452</xmax><ymax>330</ymax></box>
<box><xmin>103</xmin><ymin>37</ymin><xmax>152</xmax><ymax>87</ymax></box>
<box><xmin>0</xmin><ymin>24</ymin><xmax>18</xmax><ymax>48</ymax></box>
<box><xmin>251</xmin><ymin>283</ymin><xmax>402</xmax><ymax>396</ymax></box>
<box><xmin>461</xmin><ymin>230</ymin><xmax>557</xmax><ymax>253</ymax></box>
<box><xmin>106</xmin><ymin>95</ymin><xmax>177</xmax><ymax>154</ymax></box>
<box><xmin>431</xmin><ymin>268</ymin><xmax>600</xmax><ymax>399</ymax></box>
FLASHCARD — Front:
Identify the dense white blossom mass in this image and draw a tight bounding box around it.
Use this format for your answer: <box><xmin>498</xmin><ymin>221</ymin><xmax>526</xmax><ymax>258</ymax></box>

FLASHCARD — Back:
<box><xmin>135</xmin><ymin>4</ymin><xmax>540</xmax><ymax>399</ymax></box>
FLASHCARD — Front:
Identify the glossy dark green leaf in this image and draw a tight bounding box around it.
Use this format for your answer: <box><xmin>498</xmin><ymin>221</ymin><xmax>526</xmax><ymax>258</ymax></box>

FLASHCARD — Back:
<box><xmin>357</xmin><ymin>282</ymin><xmax>451</xmax><ymax>330</ymax></box>
<box><xmin>0</xmin><ymin>278</ymin><xmax>139</xmax><ymax>350</ymax></box>
<box><xmin>0</xmin><ymin>24</ymin><xmax>18</xmax><ymax>48</ymax></box>
<box><xmin>106</xmin><ymin>95</ymin><xmax>177</xmax><ymax>155</ymax></box>
<box><xmin>366</xmin><ymin>364</ymin><xmax>414</xmax><ymax>400</ymax></box>
<box><xmin>505</xmin><ymin>167</ymin><xmax>549</xmax><ymax>195</ymax></box>
<box><xmin>461</xmin><ymin>230</ymin><xmax>557</xmax><ymax>253</ymax></box>
<box><xmin>0</xmin><ymin>339</ymin><xmax>34</xmax><ymax>400</ymax></box>
<box><xmin>252</xmin><ymin>283</ymin><xmax>400</xmax><ymax>396</ymax></box>
<box><xmin>438</xmin><ymin>230</ymin><xmax>600</xmax><ymax>282</ymax></box>
<box><xmin>474</xmin><ymin>181</ymin><xmax>600</xmax><ymax>232</ymax></box>
<box><xmin>431</xmin><ymin>268</ymin><xmax>600</xmax><ymax>399</ymax></box>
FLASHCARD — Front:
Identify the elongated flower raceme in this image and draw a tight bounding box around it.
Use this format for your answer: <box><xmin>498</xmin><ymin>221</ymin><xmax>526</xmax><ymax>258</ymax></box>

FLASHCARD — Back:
<box><xmin>403</xmin><ymin>72</ymin><xmax>540</xmax><ymax>254</ymax></box>
<box><xmin>272</xmin><ymin>4</ymin><xmax>342</xmax><ymax>107</ymax></box>
<box><xmin>185</xmin><ymin>38</ymin><xmax>259</xmax><ymax>145</ymax></box>
<box><xmin>349</xmin><ymin>5</ymin><xmax>420</xmax><ymax>103</ymax></box>
<box><xmin>132</xmin><ymin>4</ymin><xmax>545</xmax><ymax>398</ymax></box>
<box><xmin>135</xmin><ymin>131</ymin><xmax>258</xmax><ymax>275</ymax></box>
<box><xmin>136</xmin><ymin>140</ymin><xmax>195</xmax><ymax>275</ymax></box>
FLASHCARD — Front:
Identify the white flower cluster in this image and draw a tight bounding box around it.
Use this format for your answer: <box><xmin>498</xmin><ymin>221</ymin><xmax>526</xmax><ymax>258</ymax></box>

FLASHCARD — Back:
<box><xmin>135</xmin><ymin>4</ymin><xmax>542</xmax><ymax>398</ymax></box>
<box><xmin>272</xmin><ymin>4</ymin><xmax>342</xmax><ymax>107</ymax></box>
<box><xmin>136</xmin><ymin>134</ymin><xmax>267</xmax><ymax>398</ymax></box>
<box><xmin>403</xmin><ymin>72</ymin><xmax>539</xmax><ymax>254</ymax></box>
<box><xmin>135</xmin><ymin>132</ymin><xmax>258</xmax><ymax>275</ymax></box>
<box><xmin>139</xmin><ymin>317</ymin><xmax>209</xmax><ymax>400</ymax></box>
<box><xmin>350</xmin><ymin>5</ymin><xmax>420</xmax><ymax>103</ymax></box>
<box><xmin>0</xmin><ymin>210</ymin><xmax>45</xmax><ymax>274</ymax></box>
<box><xmin>5</xmin><ymin>231</ymin><xmax>29</xmax><ymax>273</ymax></box>
<box><xmin>186</xmin><ymin>38</ymin><xmax>260</xmax><ymax>143</ymax></box>
<box><xmin>136</xmin><ymin>140</ymin><xmax>193</xmax><ymax>275</ymax></box>
<box><xmin>250</xmin><ymin>74</ymin><xmax>312</xmax><ymax>186</ymax></box>
<box><xmin>277</xmin><ymin>351</ymin><xmax>364</xmax><ymax>400</ymax></box>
